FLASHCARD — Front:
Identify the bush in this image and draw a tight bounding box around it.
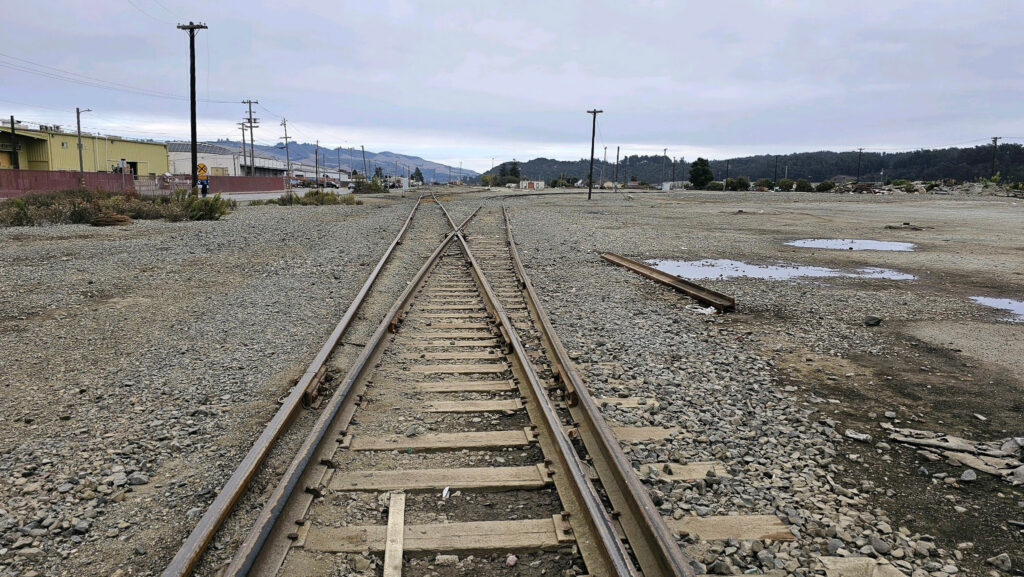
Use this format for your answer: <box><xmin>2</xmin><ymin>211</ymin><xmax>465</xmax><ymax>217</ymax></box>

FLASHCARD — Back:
<box><xmin>724</xmin><ymin>177</ymin><xmax>750</xmax><ymax>191</ymax></box>
<box><xmin>0</xmin><ymin>189</ymin><xmax>234</xmax><ymax>227</ymax></box>
<box><xmin>353</xmin><ymin>180</ymin><xmax>386</xmax><ymax>194</ymax></box>
<box><xmin>689</xmin><ymin>158</ymin><xmax>714</xmax><ymax>189</ymax></box>
<box><xmin>815</xmin><ymin>181</ymin><xmax>836</xmax><ymax>192</ymax></box>
<box><xmin>704</xmin><ymin>181</ymin><xmax>725</xmax><ymax>191</ymax></box>
<box><xmin>794</xmin><ymin>179</ymin><xmax>814</xmax><ymax>192</ymax></box>
<box><xmin>263</xmin><ymin>190</ymin><xmax>362</xmax><ymax>206</ymax></box>
<box><xmin>776</xmin><ymin>178</ymin><xmax>794</xmax><ymax>191</ymax></box>
<box><xmin>754</xmin><ymin>178</ymin><xmax>773</xmax><ymax>190</ymax></box>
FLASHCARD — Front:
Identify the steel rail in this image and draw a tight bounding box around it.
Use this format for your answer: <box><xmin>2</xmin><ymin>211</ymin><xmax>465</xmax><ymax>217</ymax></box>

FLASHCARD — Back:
<box><xmin>438</xmin><ymin>208</ymin><xmax>636</xmax><ymax>577</ymax></box>
<box><xmin>503</xmin><ymin>206</ymin><xmax>695</xmax><ymax>577</ymax></box>
<box><xmin>599</xmin><ymin>252</ymin><xmax>735</xmax><ymax>312</ymax></box>
<box><xmin>224</xmin><ymin>208</ymin><xmax>478</xmax><ymax>576</ymax></box>
<box><xmin>161</xmin><ymin>196</ymin><xmax>424</xmax><ymax>577</ymax></box>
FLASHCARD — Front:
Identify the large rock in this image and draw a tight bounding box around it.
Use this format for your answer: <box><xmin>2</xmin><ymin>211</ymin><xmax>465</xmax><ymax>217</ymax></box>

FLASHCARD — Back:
<box><xmin>986</xmin><ymin>553</ymin><xmax>1011</xmax><ymax>571</ymax></box>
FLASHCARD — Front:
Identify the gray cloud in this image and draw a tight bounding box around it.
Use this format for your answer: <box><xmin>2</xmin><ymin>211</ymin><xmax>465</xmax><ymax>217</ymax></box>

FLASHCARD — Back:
<box><xmin>4</xmin><ymin>0</ymin><xmax>1023</xmax><ymax>170</ymax></box>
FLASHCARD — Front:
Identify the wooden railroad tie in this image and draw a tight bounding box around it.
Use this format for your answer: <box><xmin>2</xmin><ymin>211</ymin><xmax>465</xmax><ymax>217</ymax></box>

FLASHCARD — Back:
<box><xmin>330</xmin><ymin>464</ymin><xmax>553</xmax><ymax>492</ymax></box>
<box><xmin>346</xmin><ymin>428</ymin><xmax>538</xmax><ymax>452</ymax></box>
<box><xmin>415</xmin><ymin>379</ymin><xmax>517</xmax><ymax>393</ymax></box>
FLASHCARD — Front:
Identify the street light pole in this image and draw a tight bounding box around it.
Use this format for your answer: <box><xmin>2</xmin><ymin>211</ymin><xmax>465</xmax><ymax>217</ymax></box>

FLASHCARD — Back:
<box><xmin>76</xmin><ymin>107</ymin><xmax>91</xmax><ymax>187</ymax></box>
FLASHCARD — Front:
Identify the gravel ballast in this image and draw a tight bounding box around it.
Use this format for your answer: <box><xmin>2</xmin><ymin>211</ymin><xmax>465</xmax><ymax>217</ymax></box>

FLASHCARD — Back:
<box><xmin>0</xmin><ymin>199</ymin><xmax>434</xmax><ymax>576</ymax></box>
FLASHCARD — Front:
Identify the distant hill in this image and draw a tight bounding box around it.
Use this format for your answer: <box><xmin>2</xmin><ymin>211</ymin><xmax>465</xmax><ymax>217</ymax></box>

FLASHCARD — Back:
<box><xmin>479</xmin><ymin>144</ymin><xmax>1024</xmax><ymax>184</ymax></box>
<box><xmin>211</xmin><ymin>139</ymin><xmax>478</xmax><ymax>181</ymax></box>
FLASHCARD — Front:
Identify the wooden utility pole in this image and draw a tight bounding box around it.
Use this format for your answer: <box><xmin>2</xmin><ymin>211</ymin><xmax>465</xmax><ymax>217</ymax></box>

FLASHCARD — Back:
<box><xmin>280</xmin><ymin>118</ymin><xmax>291</xmax><ymax>189</ymax></box>
<box><xmin>76</xmin><ymin>107</ymin><xmax>91</xmax><ymax>186</ymax></box>
<box><xmin>242</xmin><ymin>99</ymin><xmax>259</xmax><ymax>176</ymax></box>
<box><xmin>773</xmin><ymin>156</ymin><xmax>779</xmax><ymax>186</ymax></box>
<box><xmin>613</xmin><ymin>146</ymin><xmax>620</xmax><ymax>186</ymax></box>
<box><xmin>361</xmin><ymin>145</ymin><xmax>368</xmax><ymax>177</ymax></box>
<box><xmin>856</xmin><ymin>148</ymin><xmax>864</xmax><ymax>183</ymax></box>
<box><xmin>8</xmin><ymin>116</ymin><xmax>18</xmax><ymax>170</ymax></box>
<box><xmin>315</xmin><ymin>140</ymin><xmax>320</xmax><ymax>188</ymax></box>
<box><xmin>177</xmin><ymin>21</ymin><xmax>208</xmax><ymax>190</ymax></box>
<box><xmin>238</xmin><ymin>123</ymin><xmax>247</xmax><ymax>176</ymax></box>
<box><xmin>586</xmin><ymin>109</ymin><xmax>602</xmax><ymax>200</ymax></box>
<box><xmin>991</xmin><ymin>137</ymin><xmax>1001</xmax><ymax>178</ymax></box>
<box><xmin>662</xmin><ymin>148</ymin><xmax>668</xmax><ymax>185</ymax></box>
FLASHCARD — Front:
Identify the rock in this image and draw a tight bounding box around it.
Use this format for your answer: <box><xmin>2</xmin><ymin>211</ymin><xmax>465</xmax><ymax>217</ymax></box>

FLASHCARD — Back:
<box><xmin>986</xmin><ymin>553</ymin><xmax>1011</xmax><ymax>571</ymax></box>
<box><xmin>845</xmin><ymin>429</ymin><xmax>872</xmax><ymax>443</ymax></box>
<box><xmin>434</xmin><ymin>554</ymin><xmax>459</xmax><ymax>566</ymax></box>
<box><xmin>353</xmin><ymin>555</ymin><xmax>372</xmax><ymax>571</ymax></box>
<box><xmin>884</xmin><ymin>411</ymin><xmax>897</xmax><ymax>419</ymax></box>
<box><xmin>827</xmin><ymin>538</ymin><xmax>844</xmax><ymax>555</ymax></box>
<box><xmin>127</xmin><ymin>472</ymin><xmax>150</xmax><ymax>485</ymax></box>
<box><xmin>870</xmin><ymin>535</ymin><xmax>892</xmax><ymax>554</ymax></box>
<box><xmin>1009</xmin><ymin>466</ymin><xmax>1024</xmax><ymax>484</ymax></box>
<box><xmin>863</xmin><ymin>315</ymin><xmax>883</xmax><ymax>327</ymax></box>
<box><xmin>708</xmin><ymin>559</ymin><xmax>734</xmax><ymax>575</ymax></box>
<box><xmin>960</xmin><ymin>469</ymin><xmax>977</xmax><ymax>482</ymax></box>
<box><xmin>111</xmin><ymin>472</ymin><xmax>128</xmax><ymax>487</ymax></box>
<box><xmin>405</xmin><ymin>425</ymin><xmax>420</xmax><ymax>438</ymax></box>
<box><xmin>505</xmin><ymin>554</ymin><xmax>518</xmax><ymax>567</ymax></box>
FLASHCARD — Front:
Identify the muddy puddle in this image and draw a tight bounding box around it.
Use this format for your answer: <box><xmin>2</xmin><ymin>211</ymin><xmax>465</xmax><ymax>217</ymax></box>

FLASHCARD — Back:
<box><xmin>971</xmin><ymin>296</ymin><xmax>1024</xmax><ymax>322</ymax></box>
<box><xmin>786</xmin><ymin>238</ymin><xmax>916</xmax><ymax>251</ymax></box>
<box><xmin>648</xmin><ymin>258</ymin><xmax>915</xmax><ymax>281</ymax></box>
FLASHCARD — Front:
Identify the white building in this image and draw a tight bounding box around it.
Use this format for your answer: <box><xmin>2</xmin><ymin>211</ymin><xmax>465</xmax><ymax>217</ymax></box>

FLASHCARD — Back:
<box><xmin>518</xmin><ymin>180</ymin><xmax>545</xmax><ymax>190</ymax></box>
<box><xmin>168</xmin><ymin>142</ymin><xmax>286</xmax><ymax>177</ymax></box>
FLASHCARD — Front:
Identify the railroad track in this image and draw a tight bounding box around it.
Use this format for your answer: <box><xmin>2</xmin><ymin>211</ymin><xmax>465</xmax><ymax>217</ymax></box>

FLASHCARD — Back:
<box><xmin>163</xmin><ymin>194</ymin><xmax>796</xmax><ymax>576</ymax></box>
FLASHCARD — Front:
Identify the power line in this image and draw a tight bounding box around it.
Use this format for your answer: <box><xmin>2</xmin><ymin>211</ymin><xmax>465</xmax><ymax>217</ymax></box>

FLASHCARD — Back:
<box><xmin>0</xmin><ymin>51</ymin><xmax>234</xmax><ymax>104</ymax></box>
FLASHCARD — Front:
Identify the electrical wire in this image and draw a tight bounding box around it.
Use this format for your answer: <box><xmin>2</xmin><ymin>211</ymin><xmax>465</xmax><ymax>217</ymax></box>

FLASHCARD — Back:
<box><xmin>0</xmin><ymin>52</ymin><xmax>235</xmax><ymax>104</ymax></box>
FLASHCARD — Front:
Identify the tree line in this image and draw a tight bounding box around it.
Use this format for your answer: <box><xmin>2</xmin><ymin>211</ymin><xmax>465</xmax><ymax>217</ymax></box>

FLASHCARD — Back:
<box><xmin>477</xmin><ymin>143</ymin><xmax>1024</xmax><ymax>186</ymax></box>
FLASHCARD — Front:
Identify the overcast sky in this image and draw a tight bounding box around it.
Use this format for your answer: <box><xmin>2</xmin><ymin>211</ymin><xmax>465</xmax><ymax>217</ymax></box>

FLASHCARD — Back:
<box><xmin>4</xmin><ymin>0</ymin><xmax>1024</xmax><ymax>171</ymax></box>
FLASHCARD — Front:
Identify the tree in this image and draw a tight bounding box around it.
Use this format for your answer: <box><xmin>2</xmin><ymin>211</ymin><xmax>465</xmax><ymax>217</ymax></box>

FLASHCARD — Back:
<box><xmin>499</xmin><ymin>164</ymin><xmax>508</xmax><ymax>178</ymax></box>
<box><xmin>689</xmin><ymin>158</ymin><xmax>714</xmax><ymax>189</ymax></box>
<box><xmin>411</xmin><ymin>167</ymin><xmax>424</xmax><ymax>183</ymax></box>
<box><xmin>815</xmin><ymin>180</ymin><xmax>836</xmax><ymax>192</ymax></box>
<box><xmin>374</xmin><ymin>166</ymin><xmax>384</xmax><ymax>179</ymax></box>
<box><xmin>754</xmin><ymin>178</ymin><xmax>773</xmax><ymax>190</ymax></box>
<box><xmin>509</xmin><ymin>161</ymin><xmax>521</xmax><ymax>179</ymax></box>
<box><xmin>794</xmin><ymin>179</ymin><xmax>814</xmax><ymax>192</ymax></box>
<box><xmin>777</xmin><ymin>178</ymin><xmax>794</xmax><ymax>191</ymax></box>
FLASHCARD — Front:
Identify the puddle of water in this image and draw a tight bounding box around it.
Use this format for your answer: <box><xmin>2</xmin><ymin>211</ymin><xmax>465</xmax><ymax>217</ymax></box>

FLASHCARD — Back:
<box><xmin>971</xmin><ymin>296</ymin><xmax>1024</xmax><ymax>322</ymax></box>
<box><xmin>647</xmin><ymin>258</ymin><xmax>915</xmax><ymax>281</ymax></box>
<box><xmin>786</xmin><ymin>238</ymin><xmax>916</xmax><ymax>251</ymax></box>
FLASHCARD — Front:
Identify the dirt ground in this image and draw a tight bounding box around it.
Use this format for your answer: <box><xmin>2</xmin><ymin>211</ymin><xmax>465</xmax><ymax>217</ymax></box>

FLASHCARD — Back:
<box><xmin>596</xmin><ymin>190</ymin><xmax>1024</xmax><ymax>574</ymax></box>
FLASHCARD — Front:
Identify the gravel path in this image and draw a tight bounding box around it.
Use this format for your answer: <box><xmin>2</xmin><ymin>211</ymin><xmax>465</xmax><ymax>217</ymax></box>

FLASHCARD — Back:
<box><xmin>504</xmin><ymin>193</ymin><xmax>1007</xmax><ymax>577</ymax></box>
<box><xmin>0</xmin><ymin>199</ymin><xmax>425</xmax><ymax>576</ymax></box>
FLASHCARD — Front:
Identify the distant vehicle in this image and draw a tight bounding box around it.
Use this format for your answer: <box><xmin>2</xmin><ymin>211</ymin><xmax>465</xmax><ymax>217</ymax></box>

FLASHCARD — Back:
<box><xmin>324</xmin><ymin>181</ymin><xmax>339</xmax><ymax>189</ymax></box>
<box><xmin>347</xmin><ymin>183</ymin><xmax>355</xmax><ymax>190</ymax></box>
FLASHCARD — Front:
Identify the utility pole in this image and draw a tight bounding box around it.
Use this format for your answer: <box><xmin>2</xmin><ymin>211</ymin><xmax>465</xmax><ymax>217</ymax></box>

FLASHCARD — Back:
<box><xmin>613</xmin><ymin>146</ymin><xmax>620</xmax><ymax>191</ymax></box>
<box><xmin>991</xmin><ymin>137</ymin><xmax>1001</xmax><ymax>179</ymax></box>
<box><xmin>662</xmin><ymin>148</ymin><xmax>668</xmax><ymax>185</ymax></box>
<box><xmin>586</xmin><ymin>109</ymin><xmax>602</xmax><ymax>200</ymax></box>
<box><xmin>670</xmin><ymin>157</ymin><xmax>675</xmax><ymax>185</ymax></box>
<box><xmin>8</xmin><ymin>116</ymin><xmax>18</xmax><ymax>170</ymax></box>
<box><xmin>773</xmin><ymin>156</ymin><xmax>779</xmax><ymax>187</ymax></box>
<box><xmin>177</xmin><ymin>21</ymin><xmax>208</xmax><ymax>190</ymax></box>
<box><xmin>242</xmin><ymin>99</ymin><xmax>259</xmax><ymax>176</ymax></box>
<box><xmin>76</xmin><ymin>107</ymin><xmax>91</xmax><ymax>186</ymax></box>
<box><xmin>350</xmin><ymin>147</ymin><xmax>355</xmax><ymax>174</ymax></box>
<box><xmin>238</xmin><ymin>123</ymin><xmax>247</xmax><ymax>176</ymax></box>
<box><xmin>280</xmin><ymin>118</ymin><xmax>291</xmax><ymax>188</ymax></box>
<box><xmin>725</xmin><ymin>160</ymin><xmax>730</xmax><ymax>184</ymax></box>
<box><xmin>459</xmin><ymin>161</ymin><xmax>462</xmax><ymax>184</ymax></box>
<box><xmin>856</xmin><ymin>148</ymin><xmax>863</xmax><ymax>183</ymax></box>
<box><xmin>315</xmin><ymin>140</ymin><xmax>320</xmax><ymax>188</ymax></box>
<box><xmin>360</xmin><ymin>145</ymin><xmax>368</xmax><ymax>178</ymax></box>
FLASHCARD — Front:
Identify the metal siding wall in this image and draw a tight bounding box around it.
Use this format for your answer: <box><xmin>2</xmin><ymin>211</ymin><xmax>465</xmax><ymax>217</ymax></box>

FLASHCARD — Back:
<box><xmin>48</xmin><ymin>134</ymin><xmax>80</xmax><ymax>171</ymax></box>
<box><xmin>106</xmin><ymin>140</ymin><xmax>168</xmax><ymax>175</ymax></box>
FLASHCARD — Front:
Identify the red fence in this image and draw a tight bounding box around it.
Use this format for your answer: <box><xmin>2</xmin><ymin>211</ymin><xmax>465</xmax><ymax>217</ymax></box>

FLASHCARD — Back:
<box><xmin>0</xmin><ymin>171</ymin><xmax>287</xmax><ymax>199</ymax></box>
<box><xmin>0</xmin><ymin>170</ymin><xmax>135</xmax><ymax>199</ymax></box>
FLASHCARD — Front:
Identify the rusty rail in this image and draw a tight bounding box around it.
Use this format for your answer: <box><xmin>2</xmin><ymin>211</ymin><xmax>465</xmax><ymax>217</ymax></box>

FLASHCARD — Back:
<box><xmin>223</xmin><ymin>230</ymin><xmax>462</xmax><ymax>576</ymax></box>
<box><xmin>600</xmin><ymin>252</ymin><xmax>735</xmax><ymax>312</ymax></box>
<box><xmin>508</xmin><ymin>209</ymin><xmax>696</xmax><ymax>577</ymax></box>
<box><xmin>161</xmin><ymin>197</ymin><xmax>423</xmax><ymax>577</ymax></box>
<box><xmin>448</xmin><ymin>222</ymin><xmax>638</xmax><ymax>577</ymax></box>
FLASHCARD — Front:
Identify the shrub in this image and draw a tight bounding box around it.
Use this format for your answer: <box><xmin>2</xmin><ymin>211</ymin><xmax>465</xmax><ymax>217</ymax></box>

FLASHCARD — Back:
<box><xmin>754</xmin><ymin>178</ymin><xmax>773</xmax><ymax>190</ymax></box>
<box><xmin>776</xmin><ymin>178</ymin><xmax>794</xmax><ymax>191</ymax></box>
<box><xmin>725</xmin><ymin>177</ymin><xmax>750</xmax><ymax>191</ymax></box>
<box><xmin>0</xmin><ymin>189</ymin><xmax>233</xmax><ymax>227</ymax></box>
<box><xmin>263</xmin><ymin>190</ymin><xmax>362</xmax><ymax>206</ymax></box>
<box><xmin>794</xmin><ymin>179</ymin><xmax>814</xmax><ymax>192</ymax></box>
<box><xmin>353</xmin><ymin>180</ymin><xmax>386</xmax><ymax>194</ymax></box>
<box><xmin>704</xmin><ymin>181</ymin><xmax>725</xmax><ymax>191</ymax></box>
<box><xmin>815</xmin><ymin>180</ymin><xmax>836</xmax><ymax>192</ymax></box>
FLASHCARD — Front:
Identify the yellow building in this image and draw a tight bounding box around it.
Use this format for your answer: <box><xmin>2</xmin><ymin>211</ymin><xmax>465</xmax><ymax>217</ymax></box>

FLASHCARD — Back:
<box><xmin>0</xmin><ymin>124</ymin><xmax>168</xmax><ymax>176</ymax></box>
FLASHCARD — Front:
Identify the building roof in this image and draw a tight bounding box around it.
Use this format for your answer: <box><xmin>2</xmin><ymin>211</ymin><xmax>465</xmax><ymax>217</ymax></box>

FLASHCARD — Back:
<box><xmin>167</xmin><ymin>142</ymin><xmax>236</xmax><ymax>155</ymax></box>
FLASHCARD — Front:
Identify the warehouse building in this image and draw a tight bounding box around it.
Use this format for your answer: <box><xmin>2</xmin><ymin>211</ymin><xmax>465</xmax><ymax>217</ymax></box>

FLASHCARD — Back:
<box><xmin>168</xmin><ymin>142</ymin><xmax>286</xmax><ymax>177</ymax></box>
<box><xmin>0</xmin><ymin>120</ymin><xmax>168</xmax><ymax>175</ymax></box>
